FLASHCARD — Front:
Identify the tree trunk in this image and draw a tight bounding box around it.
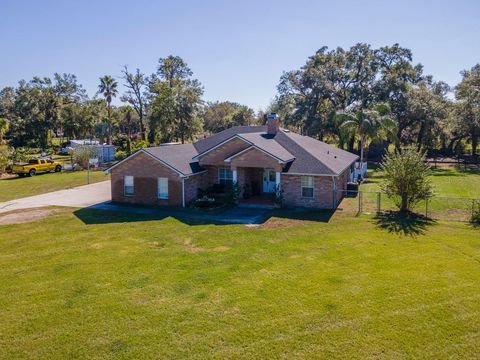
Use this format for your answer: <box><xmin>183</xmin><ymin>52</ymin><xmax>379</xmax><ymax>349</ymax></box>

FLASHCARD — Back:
<box><xmin>127</xmin><ymin>125</ymin><xmax>132</xmax><ymax>156</ymax></box>
<box><xmin>400</xmin><ymin>193</ymin><xmax>408</xmax><ymax>212</ymax></box>
<box><xmin>148</xmin><ymin>128</ymin><xmax>155</xmax><ymax>145</ymax></box>
<box><xmin>107</xmin><ymin>105</ymin><xmax>112</xmax><ymax>145</ymax></box>
<box><xmin>348</xmin><ymin>136</ymin><xmax>355</xmax><ymax>152</ymax></box>
<box><xmin>471</xmin><ymin>129</ymin><xmax>478</xmax><ymax>156</ymax></box>
<box><xmin>139</xmin><ymin>115</ymin><xmax>145</xmax><ymax>141</ymax></box>
<box><xmin>359</xmin><ymin>136</ymin><xmax>365</xmax><ymax>165</ymax></box>
<box><xmin>417</xmin><ymin>122</ymin><xmax>426</xmax><ymax>151</ymax></box>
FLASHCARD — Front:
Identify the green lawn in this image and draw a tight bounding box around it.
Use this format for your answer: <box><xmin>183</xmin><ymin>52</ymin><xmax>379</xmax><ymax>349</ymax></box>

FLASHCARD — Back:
<box><xmin>348</xmin><ymin>165</ymin><xmax>480</xmax><ymax>220</ymax></box>
<box><xmin>361</xmin><ymin>164</ymin><xmax>480</xmax><ymax>198</ymax></box>
<box><xmin>0</xmin><ymin>171</ymin><xmax>109</xmax><ymax>202</ymax></box>
<box><xmin>1</xmin><ymin>208</ymin><xmax>479</xmax><ymax>359</ymax></box>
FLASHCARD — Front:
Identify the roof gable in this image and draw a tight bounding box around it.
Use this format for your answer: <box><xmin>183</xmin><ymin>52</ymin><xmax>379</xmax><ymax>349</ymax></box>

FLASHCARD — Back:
<box><xmin>193</xmin><ymin>125</ymin><xmax>267</xmax><ymax>154</ymax></box>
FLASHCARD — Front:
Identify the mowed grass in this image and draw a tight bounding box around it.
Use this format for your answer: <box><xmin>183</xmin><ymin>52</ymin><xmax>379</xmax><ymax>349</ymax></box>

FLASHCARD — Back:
<box><xmin>0</xmin><ymin>171</ymin><xmax>109</xmax><ymax>202</ymax></box>
<box><xmin>361</xmin><ymin>164</ymin><xmax>480</xmax><ymax>199</ymax></box>
<box><xmin>1</xmin><ymin>208</ymin><xmax>480</xmax><ymax>359</ymax></box>
<box><xmin>351</xmin><ymin>165</ymin><xmax>480</xmax><ymax>220</ymax></box>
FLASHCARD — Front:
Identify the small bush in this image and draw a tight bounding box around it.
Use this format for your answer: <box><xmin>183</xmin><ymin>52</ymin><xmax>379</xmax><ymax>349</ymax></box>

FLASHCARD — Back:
<box><xmin>471</xmin><ymin>201</ymin><xmax>480</xmax><ymax>226</ymax></box>
<box><xmin>195</xmin><ymin>196</ymin><xmax>217</xmax><ymax>208</ymax></box>
<box><xmin>225</xmin><ymin>183</ymin><xmax>240</xmax><ymax>204</ymax></box>
<box><xmin>131</xmin><ymin>140</ymin><xmax>148</xmax><ymax>153</ymax></box>
<box><xmin>197</xmin><ymin>188</ymin><xmax>208</xmax><ymax>198</ymax></box>
<box><xmin>0</xmin><ymin>145</ymin><xmax>11</xmax><ymax>174</ymax></box>
<box><xmin>115</xmin><ymin>150</ymin><xmax>127</xmax><ymax>160</ymax></box>
<box><xmin>70</xmin><ymin>146</ymin><xmax>98</xmax><ymax>169</ymax></box>
<box><xmin>11</xmin><ymin>147</ymin><xmax>35</xmax><ymax>163</ymax></box>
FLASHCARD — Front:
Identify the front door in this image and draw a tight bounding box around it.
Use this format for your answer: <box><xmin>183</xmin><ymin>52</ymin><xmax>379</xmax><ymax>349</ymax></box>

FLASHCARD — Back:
<box><xmin>262</xmin><ymin>169</ymin><xmax>276</xmax><ymax>193</ymax></box>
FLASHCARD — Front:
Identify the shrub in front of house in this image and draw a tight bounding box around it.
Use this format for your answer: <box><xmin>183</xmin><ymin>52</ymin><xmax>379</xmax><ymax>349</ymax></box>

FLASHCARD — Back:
<box><xmin>194</xmin><ymin>196</ymin><xmax>217</xmax><ymax>208</ymax></box>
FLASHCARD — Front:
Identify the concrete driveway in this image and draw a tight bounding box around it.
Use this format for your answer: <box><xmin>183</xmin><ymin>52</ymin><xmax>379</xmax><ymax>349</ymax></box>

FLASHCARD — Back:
<box><xmin>0</xmin><ymin>181</ymin><xmax>111</xmax><ymax>214</ymax></box>
<box><xmin>0</xmin><ymin>181</ymin><xmax>273</xmax><ymax>224</ymax></box>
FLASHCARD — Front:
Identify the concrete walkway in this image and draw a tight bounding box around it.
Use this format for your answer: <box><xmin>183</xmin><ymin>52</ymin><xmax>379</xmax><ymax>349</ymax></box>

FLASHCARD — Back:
<box><xmin>0</xmin><ymin>181</ymin><xmax>111</xmax><ymax>214</ymax></box>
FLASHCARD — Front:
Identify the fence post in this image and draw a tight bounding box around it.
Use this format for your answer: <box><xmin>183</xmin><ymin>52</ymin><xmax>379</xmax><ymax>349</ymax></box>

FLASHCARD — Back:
<box><xmin>425</xmin><ymin>198</ymin><xmax>429</xmax><ymax>218</ymax></box>
<box><xmin>358</xmin><ymin>191</ymin><xmax>362</xmax><ymax>215</ymax></box>
<box><xmin>377</xmin><ymin>192</ymin><xmax>381</xmax><ymax>214</ymax></box>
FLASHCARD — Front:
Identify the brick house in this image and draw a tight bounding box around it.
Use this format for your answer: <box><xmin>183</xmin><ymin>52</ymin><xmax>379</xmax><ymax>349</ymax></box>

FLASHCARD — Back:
<box><xmin>107</xmin><ymin>113</ymin><xmax>359</xmax><ymax>209</ymax></box>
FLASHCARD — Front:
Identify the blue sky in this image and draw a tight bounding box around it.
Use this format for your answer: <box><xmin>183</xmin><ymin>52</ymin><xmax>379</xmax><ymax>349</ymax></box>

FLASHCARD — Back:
<box><xmin>1</xmin><ymin>0</ymin><xmax>479</xmax><ymax>111</ymax></box>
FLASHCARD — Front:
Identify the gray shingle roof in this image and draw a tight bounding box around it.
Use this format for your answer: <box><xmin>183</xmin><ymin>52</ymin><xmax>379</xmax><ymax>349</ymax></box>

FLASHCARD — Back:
<box><xmin>275</xmin><ymin>131</ymin><xmax>359</xmax><ymax>175</ymax></box>
<box><xmin>237</xmin><ymin>132</ymin><xmax>295</xmax><ymax>162</ymax></box>
<box><xmin>194</xmin><ymin>125</ymin><xmax>267</xmax><ymax>154</ymax></box>
<box><xmin>144</xmin><ymin>144</ymin><xmax>203</xmax><ymax>176</ymax></box>
<box><xmin>135</xmin><ymin>126</ymin><xmax>358</xmax><ymax>177</ymax></box>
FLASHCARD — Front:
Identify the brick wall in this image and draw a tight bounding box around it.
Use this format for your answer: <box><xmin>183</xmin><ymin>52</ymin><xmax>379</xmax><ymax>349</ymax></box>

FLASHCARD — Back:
<box><xmin>111</xmin><ymin>152</ymin><xmax>183</xmax><ymax>206</ymax></box>
<box><xmin>335</xmin><ymin>166</ymin><xmax>352</xmax><ymax>204</ymax></box>
<box><xmin>230</xmin><ymin>147</ymin><xmax>282</xmax><ymax>172</ymax></box>
<box><xmin>184</xmin><ymin>172</ymin><xmax>209</xmax><ymax>205</ymax></box>
<box><xmin>281</xmin><ymin>174</ymin><xmax>335</xmax><ymax>209</ymax></box>
<box><xmin>198</xmin><ymin>137</ymin><xmax>250</xmax><ymax>166</ymax></box>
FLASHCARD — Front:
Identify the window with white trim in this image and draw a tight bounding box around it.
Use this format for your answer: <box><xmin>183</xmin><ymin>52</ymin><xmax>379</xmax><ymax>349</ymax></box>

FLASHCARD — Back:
<box><xmin>157</xmin><ymin>177</ymin><xmax>169</xmax><ymax>199</ymax></box>
<box><xmin>124</xmin><ymin>175</ymin><xmax>134</xmax><ymax>196</ymax></box>
<box><xmin>218</xmin><ymin>167</ymin><xmax>233</xmax><ymax>186</ymax></box>
<box><xmin>301</xmin><ymin>176</ymin><xmax>314</xmax><ymax>198</ymax></box>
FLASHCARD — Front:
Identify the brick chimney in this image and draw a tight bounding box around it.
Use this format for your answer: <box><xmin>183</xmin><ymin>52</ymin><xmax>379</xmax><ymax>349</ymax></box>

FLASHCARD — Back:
<box><xmin>266</xmin><ymin>113</ymin><xmax>279</xmax><ymax>135</ymax></box>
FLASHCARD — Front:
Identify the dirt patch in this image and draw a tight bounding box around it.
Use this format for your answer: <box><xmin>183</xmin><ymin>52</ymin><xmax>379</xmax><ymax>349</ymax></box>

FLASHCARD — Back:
<box><xmin>213</xmin><ymin>246</ymin><xmax>230</xmax><ymax>252</ymax></box>
<box><xmin>0</xmin><ymin>208</ymin><xmax>60</xmax><ymax>225</ymax></box>
<box><xmin>0</xmin><ymin>173</ymin><xmax>17</xmax><ymax>180</ymax></box>
<box><xmin>183</xmin><ymin>238</ymin><xmax>205</xmax><ymax>253</ymax></box>
<box><xmin>259</xmin><ymin>217</ymin><xmax>310</xmax><ymax>229</ymax></box>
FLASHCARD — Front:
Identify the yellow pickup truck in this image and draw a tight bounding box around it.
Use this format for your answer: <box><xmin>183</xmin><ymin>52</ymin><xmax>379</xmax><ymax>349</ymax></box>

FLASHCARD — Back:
<box><xmin>11</xmin><ymin>158</ymin><xmax>63</xmax><ymax>177</ymax></box>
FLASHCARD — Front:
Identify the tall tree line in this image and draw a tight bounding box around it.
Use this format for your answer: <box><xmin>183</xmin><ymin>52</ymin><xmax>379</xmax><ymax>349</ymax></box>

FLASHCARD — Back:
<box><xmin>0</xmin><ymin>49</ymin><xmax>479</xmax><ymax>158</ymax></box>
<box><xmin>274</xmin><ymin>43</ymin><xmax>480</xmax><ymax>156</ymax></box>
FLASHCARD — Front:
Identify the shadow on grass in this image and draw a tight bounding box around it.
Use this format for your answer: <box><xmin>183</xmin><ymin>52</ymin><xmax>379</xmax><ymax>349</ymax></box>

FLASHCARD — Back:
<box><xmin>272</xmin><ymin>208</ymin><xmax>335</xmax><ymax>223</ymax></box>
<box><xmin>74</xmin><ymin>207</ymin><xmax>236</xmax><ymax>226</ymax></box>
<box><xmin>73</xmin><ymin>203</ymin><xmax>336</xmax><ymax>226</ymax></box>
<box><xmin>374</xmin><ymin>211</ymin><xmax>436</xmax><ymax>236</ymax></box>
<box><xmin>430</xmin><ymin>167</ymin><xmax>480</xmax><ymax>177</ymax></box>
<box><xmin>73</xmin><ymin>204</ymin><xmax>274</xmax><ymax>226</ymax></box>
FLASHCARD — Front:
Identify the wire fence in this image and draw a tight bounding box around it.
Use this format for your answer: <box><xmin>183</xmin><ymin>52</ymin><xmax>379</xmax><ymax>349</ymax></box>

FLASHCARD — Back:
<box><xmin>335</xmin><ymin>190</ymin><xmax>479</xmax><ymax>222</ymax></box>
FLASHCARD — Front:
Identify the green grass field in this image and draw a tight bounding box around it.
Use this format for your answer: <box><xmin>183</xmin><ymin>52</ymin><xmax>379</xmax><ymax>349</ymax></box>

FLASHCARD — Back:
<box><xmin>0</xmin><ymin>171</ymin><xmax>109</xmax><ymax>202</ymax></box>
<box><xmin>0</xmin><ymin>208</ymin><xmax>479</xmax><ymax>359</ymax></box>
<box><xmin>346</xmin><ymin>165</ymin><xmax>480</xmax><ymax>220</ymax></box>
<box><xmin>361</xmin><ymin>164</ymin><xmax>480</xmax><ymax>199</ymax></box>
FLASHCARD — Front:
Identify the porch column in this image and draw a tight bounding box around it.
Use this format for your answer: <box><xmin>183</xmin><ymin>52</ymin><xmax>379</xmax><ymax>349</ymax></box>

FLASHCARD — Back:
<box><xmin>275</xmin><ymin>171</ymin><xmax>281</xmax><ymax>188</ymax></box>
<box><xmin>232</xmin><ymin>168</ymin><xmax>238</xmax><ymax>183</ymax></box>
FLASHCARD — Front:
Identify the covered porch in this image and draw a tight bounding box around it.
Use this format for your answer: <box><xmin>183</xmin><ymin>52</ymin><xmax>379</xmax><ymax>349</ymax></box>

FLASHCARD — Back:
<box><xmin>232</xmin><ymin>167</ymin><xmax>280</xmax><ymax>208</ymax></box>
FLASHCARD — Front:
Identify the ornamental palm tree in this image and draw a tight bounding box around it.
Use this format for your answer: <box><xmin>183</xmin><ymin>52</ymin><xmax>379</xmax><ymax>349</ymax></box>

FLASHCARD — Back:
<box><xmin>98</xmin><ymin>75</ymin><xmax>118</xmax><ymax>145</ymax></box>
<box><xmin>337</xmin><ymin>104</ymin><xmax>397</xmax><ymax>165</ymax></box>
